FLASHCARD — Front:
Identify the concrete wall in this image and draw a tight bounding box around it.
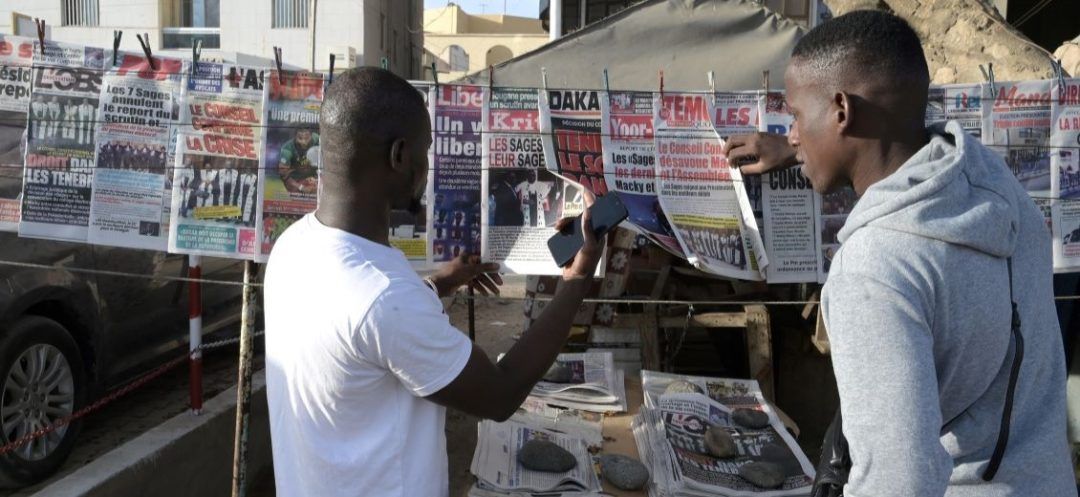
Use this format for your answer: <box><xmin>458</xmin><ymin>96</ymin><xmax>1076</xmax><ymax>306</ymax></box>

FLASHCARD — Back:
<box><xmin>32</xmin><ymin>372</ymin><xmax>271</xmax><ymax>497</ymax></box>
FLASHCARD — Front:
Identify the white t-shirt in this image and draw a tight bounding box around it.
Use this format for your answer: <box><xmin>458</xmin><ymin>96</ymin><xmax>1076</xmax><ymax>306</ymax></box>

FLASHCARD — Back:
<box><xmin>264</xmin><ymin>214</ymin><xmax>473</xmax><ymax>497</ymax></box>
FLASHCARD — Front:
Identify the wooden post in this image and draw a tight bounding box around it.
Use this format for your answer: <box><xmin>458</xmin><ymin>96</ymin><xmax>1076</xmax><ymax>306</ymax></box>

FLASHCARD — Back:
<box><xmin>744</xmin><ymin>304</ymin><xmax>774</xmax><ymax>402</ymax></box>
<box><xmin>231</xmin><ymin>261</ymin><xmax>258</xmax><ymax>497</ymax></box>
<box><xmin>640</xmin><ymin>265</ymin><xmax>670</xmax><ymax>371</ymax></box>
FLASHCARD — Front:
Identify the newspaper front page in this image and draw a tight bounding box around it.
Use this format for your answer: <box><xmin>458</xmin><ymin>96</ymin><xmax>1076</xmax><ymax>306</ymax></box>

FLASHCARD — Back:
<box><xmin>758</xmin><ymin>93</ymin><xmax>818</xmax><ymax>283</ymax></box>
<box><xmin>20</xmin><ymin>40</ymin><xmax>105</xmax><ymax>242</ymax></box>
<box><xmin>540</xmin><ymin>89</ymin><xmax>608</xmax><ymax>195</ymax></box>
<box><xmin>0</xmin><ymin>35</ymin><xmax>34</xmax><ymax>230</ymax></box>
<box><xmin>714</xmin><ymin>91</ymin><xmax>764</xmax><ymax>231</ymax></box>
<box><xmin>391</xmin><ymin>81</ymin><xmax>434</xmax><ymax>268</ymax></box>
<box><xmin>168</xmin><ymin>63</ymin><xmax>265</xmax><ymax>259</ymax></box>
<box><xmin>653</xmin><ymin>91</ymin><xmax>766</xmax><ymax>280</ymax></box>
<box><xmin>255</xmin><ymin>70</ymin><xmax>323</xmax><ymax>261</ymax></box>
<box><xmin>926</xmin><ymin>83</ymin><xmax>984</xmax><ymax>137</ymax></box>
<box><xmin>471</xmin><ymin>419</ymin><xmax>602</xmax><ymax>494</ymax></box>
<box><xmin>432</xmin><ymin>85</ymin><xmax>483</xmax><ymax>262</ymax></box>
<box><xmin>983</xmin><ymin>80</ymin><xmax>1054</xmax><ymax>229</ymax></box>
<box><xmin>86</xmin><ymin>52</ymin><xmax>183</xmax><ymax>250</ymax></box>
<box><xmin>1051</xmin><ymin>79</ymin><xmax>1080</xmax><ymax>271</ymax></box>
<box><xmin>482</xmin><ymin>87</ymin><xmax>565</xmax><ymax>274</ymax></box>
<box><xmin>601</xmin><ymin>90</ymin><xmax>685</xmax><ymax>256</ymax></box>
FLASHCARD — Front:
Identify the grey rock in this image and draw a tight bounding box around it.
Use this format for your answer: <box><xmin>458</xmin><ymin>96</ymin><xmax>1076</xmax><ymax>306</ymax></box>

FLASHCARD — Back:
<box><xmin>663</xmin><ymin>380</ymin><xmax>704</xmax><ymax>396</ymax></box>
<box><xmin>739</xmin><ymin>461</ymin><xmax>785</xmax><ymax>489</ymax></box>
<box><xmin>599</xmin><ymin>454</ymin><xmax>650</xmax><ymax>490</ymax></box>
<box><xmin>732</xmin><ymin>408</ymin><xmax>770</xmax><ymax>429</ymax></box>
<box><xmin>543</xmin><ymin>363</ymin><xmax>574</xmax><ymax>383</ymax></box>
<box><xmin>517</xmin><ymin>439</ymin><xmax>577</xmax><ymax>473</ymax></box>
<box><xmin>703</xmin><ymin>426</ymin><xmax>738</xmax><ymax>458</ymax></box>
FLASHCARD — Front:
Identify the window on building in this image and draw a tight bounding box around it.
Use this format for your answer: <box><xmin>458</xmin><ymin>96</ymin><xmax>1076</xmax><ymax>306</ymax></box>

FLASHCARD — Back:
<box><xmin>162</xmin><ymin>0</ymin><xmax>221</xmax><ymax>49</ymax></box>
<box><xmin>486</xmin><ymin>46</ymin><xmax>513</xmax><ymax>67</ymax></box>
<box><xmin>61</xmin><ymin>0</ymin><xmax>101</xmax><ymax>27</ymax></box>
<box><xmin>448</xmin><ymin>45</ymin><xmax>469</xmax><ymax>72</ymax></box>
<box><xmin>272</xmin><ymin>0</ymin><xmax>310</xmax><ymax>28</ymax></box>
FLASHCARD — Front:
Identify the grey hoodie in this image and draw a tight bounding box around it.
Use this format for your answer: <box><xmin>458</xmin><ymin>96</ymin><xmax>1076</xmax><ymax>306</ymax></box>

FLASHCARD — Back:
<box><xmin>821</xmin><ymin>121</ymin><xmax>1075</xmax><ymax>497</ymax></box>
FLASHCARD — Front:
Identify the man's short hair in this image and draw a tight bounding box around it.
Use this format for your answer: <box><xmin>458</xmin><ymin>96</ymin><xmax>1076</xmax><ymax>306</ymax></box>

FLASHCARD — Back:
<box><xmin>320</xmin><ymin>67</ymin><xmax>427</xmax><ymax>160</ymax></box>
<box><xmin>791</xmin><ymin>10</ymin><xmax>929</xmax><ymax>85</ymax></box>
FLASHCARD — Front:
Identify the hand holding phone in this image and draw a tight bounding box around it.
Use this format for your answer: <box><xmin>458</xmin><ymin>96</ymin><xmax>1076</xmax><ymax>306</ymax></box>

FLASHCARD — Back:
<box><xmin>548</xmin><ymin>192</ymin><xmax>626</xmax><ymax>276</ymax></box>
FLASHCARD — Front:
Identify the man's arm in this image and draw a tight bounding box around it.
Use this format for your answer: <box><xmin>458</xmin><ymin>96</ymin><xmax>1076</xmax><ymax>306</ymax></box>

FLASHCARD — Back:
<box><xmin>823</xmin><ymin>271</ymin><xmax>952</xmax><ymax>497</ymax></box>
<box><xmin>426</xmin><ymin>197</ymin><xmax>604</xmax><ymax>421</ymax></box>
<box><xmin>723</xmin><ymin>132</ymin><xmax>800</xmax><ymax>175</ymax></box>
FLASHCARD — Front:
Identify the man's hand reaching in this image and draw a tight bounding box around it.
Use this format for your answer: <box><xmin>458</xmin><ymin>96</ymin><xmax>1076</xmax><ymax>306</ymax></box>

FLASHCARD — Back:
<box><xmin>429</xmin><ymin>254</ymin><xmax>502</xmax><ymax>298</ymax></box>
<box><xmin>724</xmin><ymin>132</ymin><xmax>799</xmax><ymax>175</ymax></box>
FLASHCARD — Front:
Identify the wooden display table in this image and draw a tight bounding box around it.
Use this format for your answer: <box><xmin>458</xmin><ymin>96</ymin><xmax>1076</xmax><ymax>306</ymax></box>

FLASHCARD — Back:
<box><xmin>599</xmin><ymin>378</ymin><xmax>648</xmax><ymax>496</ymax></box>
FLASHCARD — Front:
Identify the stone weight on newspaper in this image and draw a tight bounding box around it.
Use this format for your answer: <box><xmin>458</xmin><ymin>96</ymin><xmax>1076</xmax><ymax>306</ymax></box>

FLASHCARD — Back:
<box><xmin>598</xmin><ymin>454</ymin><xmax>650</xmax><ymax>490</ymax></box>
<box><xmin>732</xmin><ymin>408</ymin><xmax>770</xmax><ymax>429</ymax></box>
<box><xmin>518</xmin><ymin>439</ymin><xmax>577</xmax><ymax>472</ymax></box>
<box><xmin>663</xmin><ymin>380</ymin><xmax>704</xmax><ymax>396</ymax></box>
<box><xmin>543</xmin><ymin>363</ymin><xmax>574</xmax><ymax>383</ymax></box>
<box><xmin>703</xmin><ymin>426</ymin><xmax>738</xmax><ymax>458</ymax></box>
<box><xmin>739</xmin><ymin>461</ymin><xmax>785</xmax><ymax>489</ymax></box>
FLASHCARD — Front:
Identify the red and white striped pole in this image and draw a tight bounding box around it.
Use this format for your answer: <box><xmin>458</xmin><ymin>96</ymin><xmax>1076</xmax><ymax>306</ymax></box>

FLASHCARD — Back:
<box><xmin>189</xmin><ymin>255</ymin><xmax>203</xmax><ymax>414</ymax></box>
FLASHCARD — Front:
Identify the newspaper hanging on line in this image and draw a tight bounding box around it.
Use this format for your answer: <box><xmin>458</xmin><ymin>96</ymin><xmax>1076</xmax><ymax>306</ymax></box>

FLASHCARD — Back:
<box><xmin>390</xmin><ymin>81</ymin><xmax>434</xmax><ymax>268</ymax></box>
<box><xmin>1051</xmin><ymin>79</ymin><xmax>1080</xmax><ymax>271</ymax></box>
<box><xmin>634</xmin><ymin>392</ymin><xmax>815</xmax><ymax>497</ymax></box>
<box><xmin>714</xmin><ymin>91</ymin><xmax>764</xmax><ymax>231</ymax></box>
<box><xmin>471</xmin><ymin>419</ymin><xmax>602</xmax><ymax>495</ymax></box>
<box><xmin>255</xmin><ymin>70</ymin><xmax>323</xmax><ymax>261</ymax></box>
<box><xmin>0</xmin><ymin>35</ymin><xmax>34</xmax><ymax>231</ymax></box>
<box><xmin>540</xmin><ymin>89</ymin><xmax>608</xmax><ymax>195</ymax></box>
<box><xmin>759</xmin><ymin>92</ymin><xmax>818</xmax><ymax>283</ymax></box>
<box><xmin>168</xmin><ymin>63</ymin><xmax>265</xmax><ymax>259</ymax></box>
<box><xmin>983</xmin><ymin>79</ymin><xmax>1054</xmax><ymax>229</ymax></box>
<box><xmin>601</xmin><ymin>90</ymin><xmax>685</xmax><ymax>256</ymax></box>
<box><xmin>926</xmin><ymin>83</ymin><xmax>984</xmax><ymax>137</ymax></box>
<box><xmin>86</xmin><ymin>52</ymin><xmax>184</xmax><ymax>250</ymax></box>
<box><xmin>653</xmin><ymin>91</ymin><xmax>766</xmax><ymax>280</ymax></box>
<box><xmin>481</xmin><ymin>86</ymin><xmax>565</xmax><ymax>275</ymax></box>
<box><xmin>20</xmin><ymin>40</ymin><xmax>105</xmax><ymax>242</ymax></box>
<box><xmin>431</xmin><ymin>85</ymin><xmax>483</xmax><ymax>262</ymax></box>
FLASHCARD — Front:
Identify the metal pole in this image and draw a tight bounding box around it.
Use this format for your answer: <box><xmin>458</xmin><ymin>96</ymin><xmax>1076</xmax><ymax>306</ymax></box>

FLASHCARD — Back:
<box><xmin>309</xmin><ymin>0</ymin><xmax>319</xmax><ymax>72</ymax></box>
<box><xmin>231</xmin><ymin>260</ymin><xmax>258</xmax><ymax>497</ymax></box>
<box><xmin>189</xmin><ymin>255</ymin><xmax>203</xmax><ymax>414</ymax></box>
<box><xmin>468</xmin><ymin>285</ymin><xmax>476</xmax><ymax>341</ymax></box>
<box><xmin>550</xmin><ymin>0</ymin><xmax>562</xmax><ymax>41</ymax></box>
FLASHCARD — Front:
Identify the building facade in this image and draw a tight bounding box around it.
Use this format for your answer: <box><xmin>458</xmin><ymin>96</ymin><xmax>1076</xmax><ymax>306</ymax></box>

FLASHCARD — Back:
<box><xmin>424</xmin><ymin>3</ymin><xmax>548</xmax><ymax>81</ymax></box>
<box><xmin>2</xmin><ymin>0</ymin><xmax>423</xmax><ymax>77</ymax></box>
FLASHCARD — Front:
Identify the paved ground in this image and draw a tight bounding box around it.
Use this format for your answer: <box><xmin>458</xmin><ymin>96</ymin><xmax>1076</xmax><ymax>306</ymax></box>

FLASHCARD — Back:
<box><xmin>1</xmin><ymin>330</ymin><xmax>261</xmax><ymax>497</ymax></box>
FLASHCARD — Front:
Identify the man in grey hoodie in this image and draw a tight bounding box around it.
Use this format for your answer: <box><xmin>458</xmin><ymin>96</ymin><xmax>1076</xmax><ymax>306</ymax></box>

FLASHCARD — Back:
<box><xmin>728</xmin><ymin>10</ymin><xmax>1075</xmax><ymax>497</ymax></box>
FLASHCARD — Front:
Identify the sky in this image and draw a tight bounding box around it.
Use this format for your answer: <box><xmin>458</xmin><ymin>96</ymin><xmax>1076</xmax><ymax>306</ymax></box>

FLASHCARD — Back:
<box><xmin>423</xmin><ymin>0</ymin><xmax>540</xmax><ymax>18</ymax></box>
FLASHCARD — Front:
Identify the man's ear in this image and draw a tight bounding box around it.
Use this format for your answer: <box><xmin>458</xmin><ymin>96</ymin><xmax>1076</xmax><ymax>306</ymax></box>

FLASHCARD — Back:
<box><xmin>834</xmin><ymin>91</ymin><xmax>853</xmax><ymax>135</ymax></box>
<box><xmin>389</xmin><ymin>137</ymin><xmax>409</xmax><ymax>173</ymax></box>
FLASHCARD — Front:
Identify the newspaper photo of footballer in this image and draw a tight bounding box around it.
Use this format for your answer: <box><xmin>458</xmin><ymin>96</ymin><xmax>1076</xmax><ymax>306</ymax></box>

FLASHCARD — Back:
<box><xmin>487</xmin><ymin>169</ymin><xmax>563</xmax><ymax>227</ymax></box>
<box><xmin>677</xmin><ymin>227</ymin><xmax>747</xmax><ymax>270</ymax></box>
<box><xmin>272</xmin><ymin>126</ymin><xmax>320</xmax><ymax>195</ymax></box>
<box><xmin>97</xmin><ymin>141</ymin><xmax>167</xmax><ymax>172</ymax></box>
<box><xmin>176</xmin><ymin>154</ymin><xmax>259</xmax><ymax>226</ymax></box>
<box><xmin>30</xmin><ymin>95</ymin><xmax>97</xmax><ymax>148</ymax></box>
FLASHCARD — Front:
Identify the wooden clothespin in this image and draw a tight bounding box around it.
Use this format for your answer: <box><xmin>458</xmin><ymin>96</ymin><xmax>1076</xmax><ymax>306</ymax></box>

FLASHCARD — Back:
<box><xmin>191</xmin><ymin>39</ymin><xmax>202</xmax><ymax>78</ymax></box>
<box><xmin>1052</xmin><ymin>59</ymin><xmax>1067</xmax><ymax>97</ymax></box>
<box><xmin>602</xmin><ymin>68</ymin><xmax>610</xmax><ymax>93</ymax></box>
<box><xmin>273</xmin><ymin>47</ymin><xmax>284</xmax><ymax>84</ymax></box>
<box><xmin>487</xmin><ymin>65</ymin><xmax>495</xmax><ymax>104</ymax></box>
<box><xmin>980</xmin><ymin>63</ymin><xmax>997</xmax><ymax>99</ymax></box>
<box><xmin>659</xmin><ymin>70</ymin><xmax>665</xmax><ymax>98</ymax></box>
<box><xmin>381</xmin><ymin>57</ymin><xmax>388</xmax><ymax>71</ymax></box>
<box><xmin>762</xmin><ymin>70</ymin><xmax>770</xmax><ymax>94</ymax></box>
<box><xmin>430</xmin><ymin>61</ymin><xmax>439</xmax><ymax>86</ymax></box>
<box><xmin>136</xmin><ymin>33</ymin><xmax>156</xmax><ymax>71</ymax></box>
<box><xmin>112</xmin><ymin>31</ymin><xmax>122</xmax><ymax>66</ymax></box>
<box><xmin>35</xmin><ymin>19</ymin><xmax>46</xmax><ymax>56</ymax></box>
<box><xmin>328</xmin><ymin>53</ymin><xmax>336</xmax><ymax>85</ymax></box>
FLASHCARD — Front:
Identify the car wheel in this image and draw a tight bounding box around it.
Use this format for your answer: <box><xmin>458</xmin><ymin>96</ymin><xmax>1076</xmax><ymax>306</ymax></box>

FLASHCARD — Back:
<box><xmin>0</xmin><ymin>316</ymin><xmax>86</xmax><ymax>488</ymax></box>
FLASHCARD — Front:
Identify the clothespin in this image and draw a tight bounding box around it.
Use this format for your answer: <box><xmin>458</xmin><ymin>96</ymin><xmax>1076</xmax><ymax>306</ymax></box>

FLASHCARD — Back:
<box><xmin>488</xmin><ymin>65</ymin><xmax>495</xmax><ymax>88</ymax></box>
<box><xmin>112</xmin><ymin>31</ymin><xmax>122</xmax><ymax>66</ymax></box>
<box><xmin>191</xmin><ymin>39</ymin><xmax>202</xmax><ymax>78</ymax></box>
<box><xmin>328</xmin><ymin>53</ymin><xmax>336</xmax><ymax>85</ymax></box>
<box><xmin>707</xmin><ymin>71</ymin><xmax>716</xmax><ymax>94</ymax></box>
<box><xmin>980</xmin><ymin>63</ymin><xmax>997</xmax><ymax>99</ymax></box>
<box><xmin>136</xmin><ymin>33</ymin><xmax>156</xmax><ymax>71</ymax></box>
<box><xmin>35</xmin><ymin>19</ymin><xmax>46</xmax><ymax>56</ymax></box>
<box><xmin>1052</xmin><ymin>59</ymin><xmax>1067</xmax><ymax>97</ymax></box>
<box><xmin>659</xmin><ymin>70</ymin><xmax>665</xmax><ymax>98</ymax></box>
<box><xmin>381</xmin><ymin>57</ymin><xmax>388</xmax><ymax>71</ymax></box>
<box><xmin>430</xmin><ymin>61</ymin><xmax>439</xmax><ymax>86</ymax></box>
<box><xmin>762</xmin><ymin>70</ymin><xmax>770</xmax><ymax>94</ymax></box>
<box><xmin>602</xmin><ymin>68</ymin><xmax>610</xmax><ymax>94</ymax></box>
<box><xmin>273</xmin><ymin>47</ymin><xmax>284</xmax><ymax>84</ymax></box>
<box><xmin>541</xmin><ymin>67</ymin><xmax>548</xmax><ymax>90</ymax></box>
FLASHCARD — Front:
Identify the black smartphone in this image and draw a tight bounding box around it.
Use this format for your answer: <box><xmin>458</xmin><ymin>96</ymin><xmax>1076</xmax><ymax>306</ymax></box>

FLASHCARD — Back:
<box><xmin>547</xmin><ymin>193</ymin><xmax>629</xmax><ymax>268</ymax></box>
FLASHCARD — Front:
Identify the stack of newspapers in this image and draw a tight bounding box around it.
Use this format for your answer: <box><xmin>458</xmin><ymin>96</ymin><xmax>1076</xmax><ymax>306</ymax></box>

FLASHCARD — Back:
<box><xmin>632</xmin><ymin>371</ymin><xmax>817</xmax><ymax>497</ymax></box>
<box><xmin>468</xmin><ymin>419</ymin><xmax>603</xmax><ymax>497</ymax></box>
<box><xmin>525</xmin><ymin>352</ymin><xmax>628</xmax><ymax>413</ymax></box>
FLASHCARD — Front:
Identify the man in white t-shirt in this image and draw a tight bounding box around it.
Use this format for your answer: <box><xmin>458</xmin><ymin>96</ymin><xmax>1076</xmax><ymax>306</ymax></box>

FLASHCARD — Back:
<box><xmin>264</xmin><ymin>67</ymin><xmax>604</xmax><ymax>497</ymax></box>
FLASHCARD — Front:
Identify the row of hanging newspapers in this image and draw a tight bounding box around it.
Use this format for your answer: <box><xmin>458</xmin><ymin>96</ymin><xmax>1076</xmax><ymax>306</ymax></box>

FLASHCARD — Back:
<box><xmin>3</xmin><ymin>36</ymin><xmax>1080</xmax><ymax>280</ymax></box>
